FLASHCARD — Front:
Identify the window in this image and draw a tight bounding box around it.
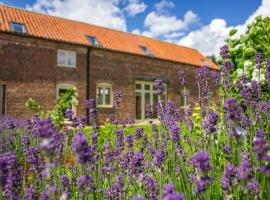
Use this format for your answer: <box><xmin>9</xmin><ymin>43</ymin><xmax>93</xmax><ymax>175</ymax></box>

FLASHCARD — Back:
<box><xmin>96</xmin><ymin>83</ymin><xmax>112</xmax><ymax>107</ymax></box>
<box><xmin>135</xmin><ymin>81</ymin><xmax>167</xmax><ymax>120</ymax></box>
<box><xmin>10</xmin><ymin>22</ymin><xmax>26</xmax><ymax>33</ymax></box>
<box><xmin>0</xmin><ymin>85</ymin><xmax>6</xmax><ymax>117</ymax></box>
<box><xmin>86</xmin><ymin>36</ymin><xmax>101</xmax><ymax>47</ymax></box>
<box><xmin>57</xmin><ymin>50</ymin><xmax>76</xmax><ymax>67</ymax></box>
<box><xmin>180</xmin><ymin>89</ymin><xmax>189</xmax><ymax>107</ymax></box>
<box><xmin>139</xmin><ymin>46</ymin><xmax>154</xmax><ymax>57</ymax></box>
<box><xmin>200</xmin><ymin>58</ymin><xmax>210</xmax><ymax>66</ymax></box>
<box><xmin>56</xmin><ymin>84</ymin><xmax>77</xmax><ymax>114</ymax></box>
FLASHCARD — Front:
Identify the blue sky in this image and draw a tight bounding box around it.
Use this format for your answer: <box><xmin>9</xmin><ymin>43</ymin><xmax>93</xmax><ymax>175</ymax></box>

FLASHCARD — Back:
<box><xmin>1</xmin><ymin>0</ymin><xmax>269</xmax><ymax>55</ymax></box>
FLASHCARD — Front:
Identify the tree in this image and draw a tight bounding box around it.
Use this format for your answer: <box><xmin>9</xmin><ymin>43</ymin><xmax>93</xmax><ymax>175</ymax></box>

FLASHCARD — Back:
<box><xmin>226</xmin><ymin>16</ymin><xmax>270</xmax><ymax>81</ymax></box>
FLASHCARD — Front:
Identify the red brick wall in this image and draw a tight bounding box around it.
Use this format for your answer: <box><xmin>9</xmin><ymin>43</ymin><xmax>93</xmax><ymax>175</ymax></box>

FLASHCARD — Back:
<box><xmin>0</xmin><ymin>33</ymin><xmax>203</xmax><ymax>123</ymax></box>
<box><xmin>0</xmin><ymin>33</ymin><xmax>87</xmax><ymax>118</ymax></box>
<box><xmin>89</xmin><ymin>49</ymin><xmax>200</xmax><ymax>123</ymax></box>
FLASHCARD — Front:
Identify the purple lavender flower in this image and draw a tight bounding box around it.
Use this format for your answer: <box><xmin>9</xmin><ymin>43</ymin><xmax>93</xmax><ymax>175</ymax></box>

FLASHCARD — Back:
<box><xmin>221</xmin><ymin>163</ymin><xmax>237</xmax><ymax>192</ymax></box>
<box><xmin>177</xmin><ymin>70</ymin><xmax>186</xmax><ymax>86</ymax></box>
<box><xmin>190</xmin><ymin>151</ymin><xmax>212</xmax><ymax>173</ymax></box>
<box><xmin>224</xmin><ymin>98</ymin><xmax>242</xmax><ymax>122</ymax></box>
<box><xmin>132</xmin><ymin>151</ymin><xmax>144</xmax><ymax>174</ymax></box>
<box><xmin>169</xmin><ymin>122</ymin><xmax>180</xmax><ymax>142</ymax></box>
<box><xmin>194</xmin><ymin>176</ymin><xmax>212</xmax><ymax>194</ymax></box>
<box><xmin>253</xmin><ymin>129</ymin><xmax>269</xmax><ymax>161</ymax></box>
<box><xmin>3</xmin><ymin>152</ymin><xmax>23</xmax><ymax>200</ymax></box>
<box><xmin>255</xmin><ymin>52</ymin><xmax>263</xmax><ymax>69</ymax></box>
<box><xmin>39</xmin><ymin>191</ymin><xmax>49</xmax><ymax>200</ymax></box>
<box><xmin>238</xmin><ymin>152</ymin><xmax>253</xmax><ymax>181</ymax></box>
<box><xmin>125</xmin><ymin>134</ymin><xmax>134</xmax><ymax>148</ymax></box>
<box><xmin>145</xmin><ymin>176</ymin><xmax>159</xmax><ymax>200</ymax></box>
<box><xmin>77</xmin><ymin>175</ymin><xmax>95</xmax><ymax>192</ymax></box>
<box><xmin>202</xmin><ymin>110</ymin><xmax>219</xmax><ymax>133</ymax></box>
<box><xmin>32</xmin><ymin>118</ymin><xmax>56</xmax><ymax>138</ymax></box>
<box><xmin>247</xmin><ymin>179</ymin><xmax>260</xmax><ymax>197</ymax></box>
<box><xmin>145</xmin><ymin>104</ymin><xmax>153</xmax><ymax>120</ymax></box>
<box><xmin>154</xmin><ymin>150</ymin><xmax>165</xmax><ymax>168</ymax></box>
<box><xmin>27</xmin><ymin>146</ymin><xmax>41</xmax><ymax>173</ymax></box>
<box><xmin>115</xmin><ymin>129</ymin><xmax>124</xmax><ymax>150</ymax></box>
<box><xmin>135</xmin><ymin>128</ymin><xmax>144</xmax><ymax>139</ymax></box>
<box><xmin>113</xmin><ymin>91</ymin><xmax>122</xmax><ymax>109</ymax></box>
<box><xmin>61</xmin><ymin>175</ymin><xmax>70</xmax><ymax>190</ymax></box>
<box><xmin>65</xmin><ymin>109</ymin><xmax>74</xmax><ymax>121</ymax></box>
<box><xmin>72</xmin><ymin>133</ymin><xmax>90</xmax><ymax>164</ymax></box>
<box><xmin>163</xmin><ymin>183</ymin><xmax>174</xmax><ymax>197</ymax></box>
<box><xmin>24</xmin><ymin>187</ymin><xmax>36</xmax><ymax>200</ymax></box>
<box><xmin>86</xmin><ymin>99</ymin><xmax>97</xmax><ymax>125</ymax></box>
<box><xmin>154</xmin><ymin>79</ymin><xmax>165</xmax><ymax>95</ymax></box>
<box><xmin>220</xmin><ymin>45</ymin><xmax>231</xmax><ymax>59</ymax></box>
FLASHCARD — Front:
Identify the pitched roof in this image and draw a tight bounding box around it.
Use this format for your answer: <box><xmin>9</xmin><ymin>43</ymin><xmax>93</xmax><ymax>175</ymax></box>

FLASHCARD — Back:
<box><xmin>0</xmin><ymin>5</ymin><xmax>219</xmax><ymax>70</ymax></box>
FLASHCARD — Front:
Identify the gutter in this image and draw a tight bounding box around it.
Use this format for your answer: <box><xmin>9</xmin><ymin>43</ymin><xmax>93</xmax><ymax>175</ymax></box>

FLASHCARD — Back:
<box><xmin>86</xmin><ymin>47</ymin><xmax>91</xmax><ymax>124</ymax></box>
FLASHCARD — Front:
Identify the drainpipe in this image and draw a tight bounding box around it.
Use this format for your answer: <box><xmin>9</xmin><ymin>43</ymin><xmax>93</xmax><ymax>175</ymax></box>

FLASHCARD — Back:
<box><xmin>86</xmin><ymin>46</ymin><xmax>91</xmax><ymax>124</ymax></box>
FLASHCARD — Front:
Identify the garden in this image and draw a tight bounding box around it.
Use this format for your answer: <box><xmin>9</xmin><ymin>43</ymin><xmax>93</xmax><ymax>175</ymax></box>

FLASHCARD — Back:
<box><xmin>0</xmin><ymin>17</ymin><xmax>270</xmax><ymax>200</ymax></box>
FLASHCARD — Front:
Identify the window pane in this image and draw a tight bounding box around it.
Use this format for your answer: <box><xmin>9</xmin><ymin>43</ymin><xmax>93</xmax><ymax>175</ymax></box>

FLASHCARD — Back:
<box><xmin>58</xmin><ymin>51</ymin><xmax>66</xmax><ymax>66</ymax></box>
<box><xmin>105</xmin><ymin>87</ymin><xmax>111</xmax><ymax>105</ymax></box>
<box><xmin>145</xmin><ymin>84</ymin><xmax>150</xmax><ymax>90</ymax></box>
<box><xmin>12</xmin><ymin>23</ymin><xmax>25</xmax><ymax>33</ymax></box>
<box><xmin>67</xmin><ymin>52</ymin><xmax>76</xmax><ymax>66</ymax></box>
<box><xmin>136</xmin><ymin>84</ymin><xmax>141</xmax><ymax>90</ymax></box>
<box><xmin>136</xmin><ymin>92</ymin><xmax>142</xmax><ymax>120</ymax></box>
<box><xmin>96</xmin><ymin>87</ymin><xmax>103</xmax><ymax>105</ymax></box>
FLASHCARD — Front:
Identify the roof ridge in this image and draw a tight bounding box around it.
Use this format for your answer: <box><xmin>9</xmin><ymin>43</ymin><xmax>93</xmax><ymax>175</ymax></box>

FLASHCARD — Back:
<box><xmin>0</xmin><ymin>4</ymin><xmax>197</xmax><ymax>52</ymax></box>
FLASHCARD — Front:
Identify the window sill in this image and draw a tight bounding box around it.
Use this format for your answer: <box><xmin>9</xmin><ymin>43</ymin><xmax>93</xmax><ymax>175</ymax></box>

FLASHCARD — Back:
<box><xmin>97</xmin><ymin>105</ymin><xmax>113</xmax><ymax>108</ymax></box>
<box><xmin>57</xmin><ymin>64</ymin><xmax>76</xmax><ymax>68</ymax></box>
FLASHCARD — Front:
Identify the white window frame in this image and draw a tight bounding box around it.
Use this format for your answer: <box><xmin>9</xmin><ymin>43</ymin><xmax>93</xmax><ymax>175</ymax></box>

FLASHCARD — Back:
<box><xmin>135</xmin><ymin>81</ymin><xmax>167</xmax><ymax>120</ymax></box>
<box><xmin>10</xmin><ymin>22</ymin><xmax>27</xmax><ymax>33</ymax></box>
<box><xmin>96</xmin><ymin>83</ymin><xmax>113</xmax><ymax>108</ymax></box>
<box><xmin>57</xmin><ymin>50</ymin><xmax>76</xmax><ymax>68</ymax></box>
<box><xmin>56</xmin><ymin>83</ymin><xmax>77</xmax><ymax>114</ymax></box>
<box><xmin>180</xmin><ymin>89</ymin><xmax>189</xmax><ymax>108</ymax></box>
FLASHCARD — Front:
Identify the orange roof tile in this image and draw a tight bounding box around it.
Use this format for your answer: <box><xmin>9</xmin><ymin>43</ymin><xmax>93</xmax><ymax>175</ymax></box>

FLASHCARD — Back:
<box><xmin>0</xmin><ymin>5</ymin><xmax>219</xmax><ymax>70</ymax></box>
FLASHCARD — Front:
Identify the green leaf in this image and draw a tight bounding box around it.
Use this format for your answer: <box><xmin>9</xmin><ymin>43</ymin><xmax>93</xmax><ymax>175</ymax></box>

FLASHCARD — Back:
<box><xmin>243</xmin><ymin>47</ymin><xmax>256</xmax><ymax>59</ymax></box>
<box><xmin>229</xmin><ymin>29</ymin><xmax>238</xmax><ymax>36</ymax></box>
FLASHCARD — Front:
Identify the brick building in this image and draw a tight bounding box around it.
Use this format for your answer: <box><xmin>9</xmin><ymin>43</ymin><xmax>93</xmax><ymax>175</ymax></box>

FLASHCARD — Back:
<box><xmin>0</xmin><ymin>5</ymin><xmax>218</xmax><ymax>123</ymax></box>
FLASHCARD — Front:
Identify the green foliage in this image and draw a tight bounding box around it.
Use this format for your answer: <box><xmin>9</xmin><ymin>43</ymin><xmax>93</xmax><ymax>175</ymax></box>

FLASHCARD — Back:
<box><xmin>25</xmin><ymin>87</ymin><xmax>77</xmax><ymax>127</ymax></box>
<box><xmin>226</xmin><ymin>15</ymin><xmax>270</xmax><ymax>75</ymax></box>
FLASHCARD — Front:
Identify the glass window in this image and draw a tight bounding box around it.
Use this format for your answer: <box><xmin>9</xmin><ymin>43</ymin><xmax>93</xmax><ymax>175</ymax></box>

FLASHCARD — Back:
<box><xmin>135</xmin><ymin>81</ymin><xmax>167</xmax><ymax>120</ymax></box>
<box><xmin>11</xmin><ymin>22</ymin><xmax>26</xmax><ymax>33</ymax></box>
<box><xmin>57</xmin><ymin>50</ymin><xmax>76</xmax><ymax>67</ymax></box>
<box><xmin>86</xmin><ymin>36</ymin><xmax>101</xmax><ymax>47</ymax></box>
<box><xmin>139</xmin><ymin>46</ymin><xmax>154</xmax><ymax>57</ymax></box>
<box><xmin>96</xmin><ymin>84</ymin><xmax>112</xmax><ymax>107</ymax></box>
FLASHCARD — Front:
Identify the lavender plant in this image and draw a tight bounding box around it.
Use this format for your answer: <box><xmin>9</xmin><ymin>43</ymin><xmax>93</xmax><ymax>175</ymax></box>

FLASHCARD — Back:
<box><xmin>0</xmin><ymin>46</ymin><xmax>269</xmax><ymax>200</ymax></box>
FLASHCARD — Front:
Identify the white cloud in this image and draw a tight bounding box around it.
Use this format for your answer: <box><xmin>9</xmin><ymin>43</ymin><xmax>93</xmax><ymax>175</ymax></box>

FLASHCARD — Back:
<box><xmin>164</xmin><ymin>32</ymin><xmax>185</xmax><ymax>39</ymax></box>
<box><xmin>27</xmin><ymin>0</ymin><xmax>127</xmax><ymax>31</ymax></box>
<box><xmin>155</xmin><ymin>0</ymin><xmax>175</xmax><ymax>14</ymax></box>
<box><xmin>179</xmin><ymin>0</ymin><xmax>270</xmax><ymax>56</ymax></box>
<box><xmin>179</xmin><ymin>19</ymin><xmax>230</xmax><ymax>56</ymax></box>
<box><xmin>124</xmin><ymin>0</ymin><xmax>147</xmax><ymax>17</ymax></box>
<box><xmin>143</xmin><ymin>10</ymin><xmax>199</xmax><ymax>37</ymax></box>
